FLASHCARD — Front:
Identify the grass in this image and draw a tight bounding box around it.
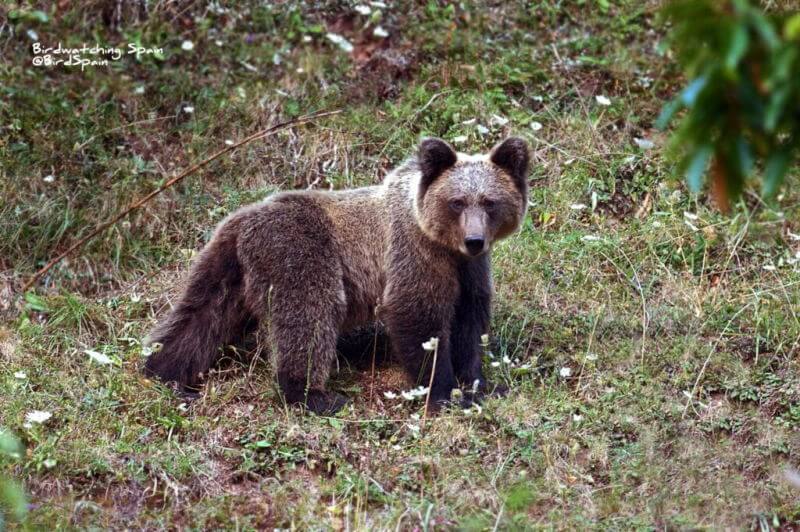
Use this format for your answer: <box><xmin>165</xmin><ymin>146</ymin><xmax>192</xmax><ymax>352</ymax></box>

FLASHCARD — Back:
<box><xmin>1</xmin><ymin>0</ymin><xmax>799</xmax><ymax>529</ymax></box>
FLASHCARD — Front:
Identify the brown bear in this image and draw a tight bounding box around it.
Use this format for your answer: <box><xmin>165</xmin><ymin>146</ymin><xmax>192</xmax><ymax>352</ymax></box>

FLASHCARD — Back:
<box><xmin>144</xmin><ymin>137</ymin><xmax>530</xmax><ymax>414</ymax></box>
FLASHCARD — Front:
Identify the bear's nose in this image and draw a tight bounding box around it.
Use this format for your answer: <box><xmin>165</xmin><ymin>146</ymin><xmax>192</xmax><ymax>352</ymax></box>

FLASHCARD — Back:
<box><xmin>464</xmin><ymin>237</ymin><xmax>485</xmax><ymax>256</ymax></box>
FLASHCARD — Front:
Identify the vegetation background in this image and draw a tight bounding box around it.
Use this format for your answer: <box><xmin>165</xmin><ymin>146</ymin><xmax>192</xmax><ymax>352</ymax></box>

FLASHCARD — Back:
<box><xmin>1</xmin><ymin>0</ymin><xmax>799</xmax><ymax>529</ymax></box>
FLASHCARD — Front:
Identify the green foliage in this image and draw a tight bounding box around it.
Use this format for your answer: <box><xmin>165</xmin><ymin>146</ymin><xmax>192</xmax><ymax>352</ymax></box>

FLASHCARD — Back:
<box><xmin>658</xmin><ymin>0</ymin><xmax>800</xmax><ymax>207</ymax></box>
<box><xmin>0</xmin><ymin>428</ymin><xmax>27</xmax><ymax>526</ymax></box>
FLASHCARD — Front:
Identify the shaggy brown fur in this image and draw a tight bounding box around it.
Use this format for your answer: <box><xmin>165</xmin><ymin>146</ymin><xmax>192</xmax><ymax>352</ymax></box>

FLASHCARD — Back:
<box><xmin>144</xmin><ymin>137</ymin><xmax>529</xmax><ymax>414</ymax></box>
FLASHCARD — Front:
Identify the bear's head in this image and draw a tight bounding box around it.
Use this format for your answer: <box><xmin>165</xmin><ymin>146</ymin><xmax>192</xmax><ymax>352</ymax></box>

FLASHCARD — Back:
<box><xmin>415</xmin><ymin>137</ymin><xmax>530</xmax><ymax>257</ymax></box>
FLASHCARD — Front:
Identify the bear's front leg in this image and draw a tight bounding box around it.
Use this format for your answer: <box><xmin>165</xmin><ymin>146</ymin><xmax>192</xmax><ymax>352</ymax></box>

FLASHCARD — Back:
<box><xmin>383</xmin><ymin>256</ymin><xmax>460</xmax><ymax>408</ymax></box>
<box><xmin>451</xmin><ymin>254</ymin><xmax>507</xmax><ymax>402</ymax></box>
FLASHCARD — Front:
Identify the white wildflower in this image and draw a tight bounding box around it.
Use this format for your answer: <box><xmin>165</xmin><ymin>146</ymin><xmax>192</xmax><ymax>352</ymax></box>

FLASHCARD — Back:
<box><xmin>383</xmin><ymin>391</ymin><xmax>398</xmax><ymax>400</ymax></box>
<box><xmin>683</xmin><ymin>211</ymin><xmax>699</xmax><ymax>221</ymax></box>
<box><xmin>490</xmin><ymin>114</ymin><xmax>509</xmax><ymax>127</ymax></box>
<box><xmin>373</xmin><ymin>26</ymin><xmax>389</xmax><ymax>38</ymax></box>
<box><xmin>14</xmin><ymin>371</ymin><xmax>27</xmax><ymax>380</ymax></box>
<box><xmin>476</xmin><ymin>124</ymin><xmax>490</xmax><ymax>135</ymax></box>
<box><xmin>130</xmin><ymin>293</ymin><xmax>141</xmax><ymax>303</ymax></box>
<box><xmin>787</xmin><ymin>231</ymin><xmax>800</xmax><ymax>241</ymax></box>
<box><xmin>85</xmin><ymin>349</ymin><xmax>113</xmax><ymax>365</ymax></box>
<box><xmin>43</xmin><ymin>175</ymin><xmax>55</xmax><ymax>183</ymax></box>
<box><xmin>182</xmin><ymin>105</ymin><xmax>194</xmax><ymax>114</ymax></box>
<box><xmin>224</xmin><ymin>139</ymin><xmax>234</xmax><ymax>146</ymax></box>
<box><xmin>502</xmin><ymin>355</ymin><xmax>511</xmax><ymax>364</ymax></box>
<box><xmin>581</xmin><ymin>235</ymin><xmax>602</xmax><ymax>242</ymax></box>
<box><xmin>634</xmin><ymin>138</ymin><xmax>655</xmax><ymax>150</ymax></box>
<box><xmin>480</xmin><ymin>334</ymin><xmax>490</xmax><ymax>345</ymax></box>
<box><xmin>763</xmin><ymin>263</ymin><xmax>777</xmax><ymax>272</ymax></box>
<box><xmin>490</xmin><ymin>361</ymin><xmax>501</xmax><ymax>368</ymax></box>
<box><xmin>461</xmin><ymin>118</ymin><xmax>476</xmax><ymax>125</ymax></box>
<box><xmin>530</xmin><ymin>121</ymin><xmax>543</xmax><ymax>131</ymax></box>
<box><xmin>595</xmin><ymin>95</ymin><xmax>611</xmax><ymax>106</ymax></box>
<box><xmin>181</xmin><ymin>40</ymin><xmax>195</xmax><ymax>51</ymax></box>
<box><xmin>573</xmin><ymin>414</ymin><xmax>583</xmax><ymax>422</ymax></box>
<box><xmin>559</xmin><ymin>366</ymin><xmax>572</xmax><ymax>378</ymax></box>
<box><xmin>27</xmin><ymin>29</ymin><xmax>39</xmax><ymax>41</ymax></box>
<box><xmin>355</xmin><ymin>4</ymin><xmax>371</xmax><ymax>15</ymax></box>
<box><xmin>215</xmin><ymin>39</ymin><xmax>224</xmax><ymax>47</ymax></box>
<box><xmin>25</xmin><ymin>411</ymin><xmax>52</xmax><ymax>425</ymax></box>
<box><xmin>133</xmin><ymin>86</ymin><xmax>145</xmax><ymax>95</ymax></box>
<box><xmin>422</xmin><ymin>337</ymin><xmax>439</xmax><ymax>351</ymax></box>
<box><xmin>570</xmin><ymin>203</ymin><xmax>587</xmax><ymax>210</ymax></box>
<box><xmin>585</xmin><ymin>353</ymin><xmax>598</xmax><ymax>362</ymax></box>
<box><xmin>452</xmin><ymin>135</ymin><xmax>468</xmax><ymax>144</ymax></box>
<box><xmin>326</xmin><ymin>33</ymin><xmax>354</xmax><ymax>53</ymax></box>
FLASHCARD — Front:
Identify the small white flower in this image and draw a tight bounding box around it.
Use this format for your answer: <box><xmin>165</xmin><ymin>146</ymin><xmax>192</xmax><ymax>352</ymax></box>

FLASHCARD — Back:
<box><xmin>581</xmin><ymin>235</ymin><xmax>602</xmax><ymax>242</ymax></box>
<box><xmin>502</xmin><ymin>355</ymin><xmax>511</xmax><ymax>364</ymax></box>
<box><xmin>595</xmin><ymin>95</ymin><xmax>611</xmax><ymax>106</ymax></box>
<box><xmin>182</xmin><ymin>105</ymin><xmax>194</xmax><ymax>114</ymax></box>
<box><xmin>326</xmin><ymin>33</ymin><xmax>354</xmax><ymax>53</ymax></box>
<box><xmin>27</xmin><ymin>29</ymin><xmax>39</xmax><ymax>42</ymax></box>
<box><xmin>25</xmin><ymin>410</ymin><xmax>52</xmax><ymax>425</ymax></box>
<box><xmin>559</xmin><ymin>366</ymin><xmax>572</xmax><ymax>378</ymax></box>
<box><xmin>407</xmin><ymin>423</ymin><xmax>420</xmax><ymax>433</ymax></box>
<box><xmin>130</xmin><ymin>293</ymin><xmax>141</xmax><ymax>303</ymax></box>
<box><xmin>462</xmin><ymin>118</ymin><xmax>477</xmax><ymax>125</ymax></box>
<box><xmin>452</xmin><ymin>135</ymin><xmax>468</xmax><ymax>144</ymax></box>
<box><xmin>355</xmin><ymin>4</ymin><xmax>372</xmax><ymax>15</ymax></box>
<box><xmin>573</xmin><ymin>414</ymin><xmax>583</xmax><ymax>423</ymax></box>
<box><xmin>683</xmin><ymin>211</ymin><xmax>699</xmax><ymax>221</ymax></box>
<box><xmin>85</xmin><ymin>349</ymin><xmax>113</xmax><ymax>365</ymax></box>
<box><xmin>480</xmin><ymin>334</ymin><xmax>490</xmax><ymax>345</ymax></box>
<box><xmin>476</xmin><ymin>124</ymin><xmax>490</xmax><ymax>135</ymax></box>
<box><xmin>570</xmin><ymin>203</ymin><xmax>587</xmax><ymax>210</ymax></box>
<box><xmin>181</xmin><ymin>40</ymin><xmax>194</xmax><ymax>51</ymax></box>
<box><xmin>224</xmin><ymin>139</ymin><xmax>234</xmax><ymax>146</ymax></box>
<box><xmin>634</xmin><ymin>138</ymin><xmax>655</xmax><ymax>150</ymax></box>
<box><xmin>383</xmin><ymin>391</ymin><xmax>398</xmax><ymax>400</ymax></box>
<box><xmin>272</xmin><ymin>52</ymin><xmax>281</xmax><ymax>65</ymax></box>
<box><xmin>215</xmin><ymin>39</ymin><xmax>224</xmax><ymax>47</ymax></box>
<box><xmin>585</xmin><ymin>353</ymin><xmax>598</xmax><ymax>362</ymax></box>
<box><xmin>490</xmin><ymin>361</ymin><xmax>501</xmax><ymax>368</ymax></box>
<box><xmin>401</xmin><ymin>390</ymin><xmax>415</xmax><ymax>400</ymax></box>
<box><xmin>490</xmin><ymin>114</ymin><xmax>508</xmax><ymax>127</ymax></box>
<box><xmin>43</xmin><ymin>174</ymin><xmax>55</xmax><ymax>183</ymax></box>
<box><xmin>762</xmin><ymin>264</ymin><xmax>777</xmax><ymax>271</ymax></box>
<box><xmin>373</xmin><ymin>26</ymin><xmax>389</xmax><ymax>38</ymax></box>
<box><xmin>371</xmin><ymin>1</ymin><xmax>388</xmax><ymax>7</ymax></box>
<box><xmin>530</xmin><ymin>121</ymin><xmax>543</xmax><ymax>131</ymax></box>
<box><xmin>787</xmin><ymin>231</ymin><xmax>800</xmax><ymax>241</ymax></box>
<box><xmin>14</xmin><ymin>371</ymin><xmax>27</xmax><ymax>380</ymax></box>
<box><xmin>133</xmin><ymin>86</ymin><xmax>145</xmax><ymax>95</ymax></box>
<box><xmin>532</xmin><ymin>95</ymin><xmax>544</xmax><ymax>103</ymax></box>
<box><xmin>652</xmin><ymin>221</ymin><xmax>662</xmax><ymax>228</ymax></box>
<box><xmin>422</xmin><ymin>337</ymin><xmax>439</xmax><ymax>351</ymax></box>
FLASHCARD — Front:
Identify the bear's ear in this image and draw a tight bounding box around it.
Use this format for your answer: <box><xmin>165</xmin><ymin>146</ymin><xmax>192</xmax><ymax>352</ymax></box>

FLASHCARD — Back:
<box><xmin>490</xmin><ymin>137</ymin><xmax>530</xmax><ymax>194</ymax></box>
<box><xmin>418</xmin><ymin>137</ymin><xmax>457</xmax><ymax>193</ymax></box>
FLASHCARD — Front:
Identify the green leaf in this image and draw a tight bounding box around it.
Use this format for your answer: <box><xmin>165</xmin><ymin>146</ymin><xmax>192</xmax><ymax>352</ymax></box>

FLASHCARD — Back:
<box><xmin>735</xmin><ymin>137</ymin><xmax>754</xmax><ymax>176</ymax></box>
<box><xmin>680</xmin><ymin>76</ymin><xmax>708</xmax><ymax>107</ymax></box>
<box><xmin>764</xmin><ymin>85</ymin><xmax>789</xmax><ymax>132</ymax></box>
<box><xmin>656</xmin><ymin>96</ymin><xmax>683</xmax><ymax>130</ymax></box>
<box><xmin>684</xmin><ymin>144</ymin><xmax>713</xmax><ymax>193</ymax></box>
<box><xmin>725</xmin><ymin>24</ymin><xmax>749</xmax><ymax>71</ymax></box>
<box><xmin>0</xmin><ymin>478</ymin><xmax>27</xmax><ymax>522</ymax></box>
<box><xmin>785</xmin><ymin>13</ymin><xmax>800</xmax><ymax>40</ymax></box>
<box><xmin>749</xmin><ymin>11</ymin><xmax>780</xmax><ymax>50</ymax></box>
<box><xmin>762</xmin><ymin>150</ymin><xmax>791</xmax><ymax>197</ymax></box>
<box><xmin>24</xmin><ymin>292</ymin><xmax>49</xmax><ymax>313</ymax></box>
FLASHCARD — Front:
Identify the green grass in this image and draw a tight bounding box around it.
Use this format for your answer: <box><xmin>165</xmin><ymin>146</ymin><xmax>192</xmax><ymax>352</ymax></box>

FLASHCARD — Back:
<box><xmin>1</xmin><ymin>0</ymin><xmax>799</xmax><ymax>529</ymax></box>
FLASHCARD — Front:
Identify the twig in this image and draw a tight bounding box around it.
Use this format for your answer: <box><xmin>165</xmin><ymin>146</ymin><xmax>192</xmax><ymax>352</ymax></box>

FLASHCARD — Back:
<box><xmin>21</xmin><ymin>109</ymin><xmax>342</xmax><ymax>293</ymax></box>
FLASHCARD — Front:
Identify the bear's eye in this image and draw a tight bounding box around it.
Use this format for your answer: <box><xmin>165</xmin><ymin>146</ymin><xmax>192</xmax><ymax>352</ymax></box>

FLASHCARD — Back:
<box><xmin>482</xmin><ymin>199</ymin><xmax>497</xmax><ymax>212</ymax></box>
<box><xmin>449</xmin><ymin>199</ymin><xmax>466</xmax><ymax>212</ymax></box>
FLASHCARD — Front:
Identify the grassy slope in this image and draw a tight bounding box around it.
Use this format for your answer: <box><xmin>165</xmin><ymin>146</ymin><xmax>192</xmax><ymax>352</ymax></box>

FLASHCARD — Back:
<box><xmin>1</xmin><ymin>0</ymin><xmax>799</xmax><ymax>529</ymax></box>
